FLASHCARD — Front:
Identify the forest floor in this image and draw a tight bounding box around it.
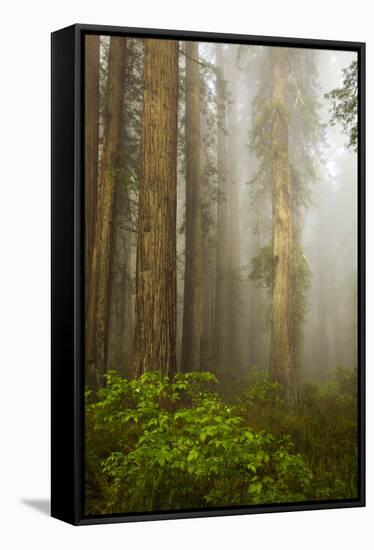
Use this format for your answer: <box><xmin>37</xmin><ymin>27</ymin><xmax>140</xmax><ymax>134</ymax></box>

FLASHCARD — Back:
<box><xmin>85</xmin><ymin>366</ymin><xmax>358</xmax><ymax>515</ymax></box>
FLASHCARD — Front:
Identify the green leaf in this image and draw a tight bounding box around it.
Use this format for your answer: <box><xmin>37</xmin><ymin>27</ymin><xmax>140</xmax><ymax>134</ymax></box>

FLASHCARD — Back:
<box><xmin>187</xmin><ymin>449</ymin><xmax>199</xmax><ymax>462</ymax></box>
<box><xmin>248</xmin><ymin>481</ymin><xmax>263</xmax><ymax>495</ymax></box>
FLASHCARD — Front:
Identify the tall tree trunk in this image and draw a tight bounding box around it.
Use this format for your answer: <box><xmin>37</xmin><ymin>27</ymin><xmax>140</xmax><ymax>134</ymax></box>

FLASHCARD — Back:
<box><xmin>226</xmin><ymin>57</ymin><xmax>242</xmax><ymax>369</ymax></box>
<box><xmin>85</xmin><ymin>35</ymin><xmax>100</xmax><ymax>308</ymax></box>
<box><xmin>313</xmin><ymin>202</ymin><xmax>330</xmax><ymax>380</ymax></box>
<box><xmin>316</xmin><ymin>263</ymin><xmax>330</xmax><ymax>378</ymax></box>
<box><xmin>213</xmin><ymin>45</ymin><xmax>229</xmax><ymax>374</ymax></box>
<box><xmin>200</xmin><ymin>113</ymin><xmax>214</xmax><ymax>367</ymax></box>
<box><xmin>293</xmin><ymin>210</ymin><xmax>303</xmax><ymax>385</ymax></box>
<box><xmin>181</xmin><ymin>42</ymin><xmax>203</xmax><ymax>372</ymax></box>
<box><xmin>269</xmin><ymin>48</ymin><xmax>297</xmax><ymax>403</ymax></box>
<box><xmin>330</xmin><ymin>265</ymin><xmax>343</xmax><ymax>369</ymax></box>
<box><xmin>133</xmin><ymin>39</ymin><xmax>179</xmax><ymax>378</ymax></box>
<box><xmin>86</xmin><ymin>37</ymin><xmax>127</xmax><ymax>392</ymax></box>
<box><xmin>107</xmin><ymin>169</ymin><xmax>133</xmax><ymax>378</ymax></box>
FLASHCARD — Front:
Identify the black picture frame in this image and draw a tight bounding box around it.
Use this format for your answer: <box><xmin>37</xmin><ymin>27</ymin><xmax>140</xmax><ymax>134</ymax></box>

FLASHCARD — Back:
<box><xmin>51</xmin><ymin>23</ymin><xmax>366</xmax><ymax>526</ymax></box>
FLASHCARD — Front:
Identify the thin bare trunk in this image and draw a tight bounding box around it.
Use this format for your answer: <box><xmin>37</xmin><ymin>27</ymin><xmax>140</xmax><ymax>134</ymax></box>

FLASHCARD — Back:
<box><xmin>200</xmin><ymin>111</ymin><xmax>215</xmax><ymax>368</ymax></box>
<box><xmin>107</xmin><ymin>171</ymin><xmax>133</xmax><ymax>377</ymax></box>
<box><xmin>213</xmin><ymin>45</ymin><xmax>229</xmax><ymax>373</ymax></box>
<box><xmin>85</xmin><ymin>35</ymin><xmax>100</xmax><ymax>308</ymax></box>
<box><xmin>181</xmin><ymin>41</ymin><xmax>203</xmax><ymax>372</ymax></box>
<box><xmin>86</xmin><ymin>37</ymin><xmax>127</xmax><ymax>392</ymax></box>
<box><xmin>226</xmin><ymin>57</ymin><xmax>242</xmax><ymax>368</ymax></box>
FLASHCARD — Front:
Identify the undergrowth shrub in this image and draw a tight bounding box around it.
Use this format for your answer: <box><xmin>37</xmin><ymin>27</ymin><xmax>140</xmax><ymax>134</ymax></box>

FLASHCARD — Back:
<box><xmin>85</xmin><ymin>371</ymin><xmax>315</xmax><ymax>514</ymax></box>
<box><xmin>237</xmin><ymin>367</ymin><xmax>358</xmax><ymax>500</ymax></box>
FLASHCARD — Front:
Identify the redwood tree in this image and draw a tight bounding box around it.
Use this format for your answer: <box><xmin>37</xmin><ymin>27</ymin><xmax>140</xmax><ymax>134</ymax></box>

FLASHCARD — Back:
<box><xmin>85</xmin><ymin>35</ymin><xmax>100</xmax><ymax>307</ymax></box>
<box><xmin>86</xmin><ymin>37</ymin><xmax>127</xmax><ymax>391</ymax></box>
<box><xmin>213</xmin><ymin>44</ymin><xmax>229</xmax><ymax>373</ymax></box>
<box><xmin>181</xmin><ymin>41</ymin><xmax>203</xmax><ymax>372</ymax></box>
<box><xmin>269</xmin><ymin>48</ymin><xmax>297</xmax><ymax>403</ymax></box>
<box><xmin>226</xmin><ymin>53</ymin><xmax>242</xmax><ymax>368</ymax></box>
<box><xmin>133</xmin><ymin>39</ymin><xmax>179</xmax><ymax>378</ymax></box>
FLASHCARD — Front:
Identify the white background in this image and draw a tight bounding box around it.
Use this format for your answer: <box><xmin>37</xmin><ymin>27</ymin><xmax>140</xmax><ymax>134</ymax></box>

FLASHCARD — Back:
<box><xmin>0</xmin><ymin>0</ymin><xmax>371</xmax><ymax>547</ymax></box>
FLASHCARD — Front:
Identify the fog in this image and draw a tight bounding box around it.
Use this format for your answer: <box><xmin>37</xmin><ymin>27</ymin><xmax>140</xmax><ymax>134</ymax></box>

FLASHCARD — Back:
<box><xmin>90</xmin><ymin>38</ymin><xmax>357</xmax><ymax>387</ymax></box>
<box><xmin>83</xmin><ymin>36</ymin><xmax>360</xmax><ymax>514</ymax></box>
<box><xmin>175</xmin><ymin>44</ymin><xmax>357</xmax><ymax>382</ymax></box>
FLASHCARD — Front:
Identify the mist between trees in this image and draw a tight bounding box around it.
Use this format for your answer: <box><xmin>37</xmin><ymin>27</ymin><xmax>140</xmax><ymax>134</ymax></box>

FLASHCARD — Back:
<box><xmin>84</xmin><ymin>35</ymin><xmax>358</xmax><ymax>514</ymax></box>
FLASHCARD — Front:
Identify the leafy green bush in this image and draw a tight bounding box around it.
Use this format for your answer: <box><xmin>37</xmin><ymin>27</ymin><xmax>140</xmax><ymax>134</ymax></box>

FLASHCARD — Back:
<box><xmin>237</xmin><ymin>367</ymin><xmax>358</xmax><ymax>501</ymax></box>
<box><xmin>85</xmin><ymin>371</ymin><xmax>313</xmax><ymax>514</ymax></box>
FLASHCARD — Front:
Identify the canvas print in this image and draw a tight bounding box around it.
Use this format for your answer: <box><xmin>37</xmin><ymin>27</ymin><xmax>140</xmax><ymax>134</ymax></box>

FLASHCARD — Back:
<box><xmin>84</xmin><ymin>34</ymin><xmax>359</xmax><ymax>516</ymax></box>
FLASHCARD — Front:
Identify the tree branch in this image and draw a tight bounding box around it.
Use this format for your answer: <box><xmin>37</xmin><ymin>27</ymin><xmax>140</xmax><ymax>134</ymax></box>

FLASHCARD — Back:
<box><xmin>179</xmin><ymin>48</ymin><xmax>213</xmax><ymax>70</ymax></box>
